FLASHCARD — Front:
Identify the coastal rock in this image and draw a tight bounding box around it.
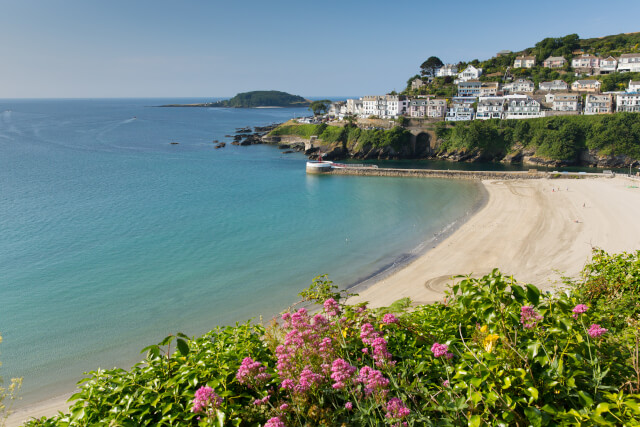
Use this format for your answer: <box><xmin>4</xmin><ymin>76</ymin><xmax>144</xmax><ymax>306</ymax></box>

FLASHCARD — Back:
<box><xmin>170</xmin><ymin>142</ymin><xmax>179</xmax><ymax>145</ymax></box>
<box><xmin>277</xmin><ymin>144</ymin><xmax>289</xmax><ymax>149</ymax></box>
<box><xmin>305</xmin><ymin>146</ymin><xmax>319</xmax><ymax>156</ymax></box>
<box><xmin>580</xmin><ymin>149</ymin><xmax>639</xmax><ymax>168</ymax></box>
<box><xmin>215</xmin><ymin>142</ymin><xmax>226</xmax><ymax>149</ymax></box>
<box><xmin>282</xmin><ymin>150</ymin><xmax>294</xmax><ymax>154</ymax></box>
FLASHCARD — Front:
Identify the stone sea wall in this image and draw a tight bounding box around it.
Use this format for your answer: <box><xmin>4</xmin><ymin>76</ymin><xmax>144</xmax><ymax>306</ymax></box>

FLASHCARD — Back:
<box><xmin>323</xmin><ymin>168</ymin><xmax>612</xmax><ymax>180</ymax></box>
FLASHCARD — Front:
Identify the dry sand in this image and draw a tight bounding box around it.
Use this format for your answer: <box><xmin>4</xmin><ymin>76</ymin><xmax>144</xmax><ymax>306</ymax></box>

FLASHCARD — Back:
<box><xmin>350</xmin><ymin>177</ymin><xmax>640</xmax><ymax>307</ymax></box>
<box><xmin>8</xmin><ymin>176</ymin><xmax>640</xmax><ymax>426</ymax></box>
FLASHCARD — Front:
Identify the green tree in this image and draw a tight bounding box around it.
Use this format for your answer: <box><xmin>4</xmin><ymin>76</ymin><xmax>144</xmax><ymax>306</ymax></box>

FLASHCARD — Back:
<box><xmin>420</xmin><ymin>56</ymin><xmax>444</xmax><ymax>77</ymax></box>
<box><xmin>309</xmin><ymin>100</ymin><xmax>331</xmax><ymax>116</ymax></box>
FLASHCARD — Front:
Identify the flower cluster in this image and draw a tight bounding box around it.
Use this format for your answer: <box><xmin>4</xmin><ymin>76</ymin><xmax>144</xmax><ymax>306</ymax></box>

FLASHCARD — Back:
<box><xmin>360</xmin><ymin>323</ymin><xmax>394</xmax><ymax>367</ymax></box>
<box><xmin>382</xmin><ymin>313</ymin><xmax>399</xmax><ymax>324</ymax></box>
<box><xmin>236</xmin><ymin>357</ymin><xmax>271</xmax><ymax>389</ymax></box>
<box><xmin>386</xmin><ymin>397</ymin><xmax>410</xmax><ymax>420</ymax></box>
<box><xmin>265</xmin><ymin>416</ymin><xmax>286</xmax><ymax>427</ymax></box>
<box><xmin>191</xmin><ymin>386</ymin><xmax>223</xmax><ymax>418</ymax></box>
<box><xmin>431</xmin><ymin>342</ymin><xmax>453</xmax><ymax>359</ymax></box>
<box><xmin>330</xmin><ymin>358</ymin><xmax>356</xmax><ymax>390</ymax></box>
<box><xmin>588</xmin><ymin>324</ymin><xmax>608</xmax><ymax>338</ymax></box>
<box><xmin>323</xmin><ymin>298</ymin><xmax>341</xmax><ymax>317</ymax></box>
<box><xmin>520</xmin><ymin>306</ymin><xmax>543</xmax><ymax>329</ymax></box>
<box><xmin>357</xmin><ymin>366</ymin><xmax>390</xmax><ymax>399</ymax></box>
<box><xmin>572</xmin><ymin>304</ymin><xmax>589</xmax><ymax>319</ymax></box>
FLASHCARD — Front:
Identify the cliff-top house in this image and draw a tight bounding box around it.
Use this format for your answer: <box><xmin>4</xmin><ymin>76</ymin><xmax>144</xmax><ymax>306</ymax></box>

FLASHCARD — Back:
<box><xmin>436</xmin><ymin>64</ymin><xmax>458</xmax><ymax>77</ymax></box>
<box><xmin>539</xmin><ymin>80</ymin><xmax>569</xmax><ymax>92</ymax></box>
<box><xmin>571</xmin><ymin>80</ymin><xmax>602</xmax><ymax>93</ymax></box>
<box><xmin>543</xmin><ymin>56</ymin><xmax>568</xmax><ymax>69</ymax></box>
<box><xmin>455</xmin><ymin>65</ymin><xmax>483</xmax><ymax>83</ymax></box>
<box><xmin>513</xmin><ymin>55</ymin><xmax>536</xmax><ymax>68</ymax></box>
<box><xmin>599</xmin><ymin>56</ymin><xmax>618</xmax><ymax>74</ymax></box>
<box><xmin>584</xmin><ymin>93</ymin><xmax>613</xmax><ymax>115</ymax></box>
<box><xmin>618</xmin><ymin>53</ymin><xmax>640</xmax><ymax>73</ymax></box>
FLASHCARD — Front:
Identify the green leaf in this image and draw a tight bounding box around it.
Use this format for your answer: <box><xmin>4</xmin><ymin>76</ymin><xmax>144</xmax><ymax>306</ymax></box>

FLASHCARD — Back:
<box><xmin>524</xmin><ymin>406</ymin><xmax>543</xmax><ymax>427</ymax></box>
<box><xmin>511</xmin><ymin>285</ymin><xmax>526</xmax><ymax>303</ymax></box>
<box><xmin>526</xmin><ymin>386</ymin><xmax>539</xmax><ymax>402</ymax></box>
<box><xmin>526</xmin><ymin>284</ymin><xmax>541</xmax><ymax>305</ymax></box>
<box><xmin>470</xmin><ymin>391</ymin><xmax>483</xmax><ymax>405</ymax></box>
<box><xmin>501</xmin><ymin>377</ymin><xmax>512</xmax><ymax>389</ymax></box>
<box><xmin>469</xmin><ymin>414</ymin><xmax>482</xmax><ymax>427</ymax></box>
<box><xmin>527</xmin><ymin>342</ymin><xmax>541</xmax><ymax>359</ymax></box>
<box><xmin>176</xmin><ymin>338</ymin><xmax>190</xmax><ymax>356</ymax></box>
<box><xmin>595</xmin><ymin>402</ymin><xmax>610</xmax><ymax>415</ymax></box>
<box><xmin>578</xmin><ymin>390</ymin><xmax>594</xmax><ymax>406</ymax></box>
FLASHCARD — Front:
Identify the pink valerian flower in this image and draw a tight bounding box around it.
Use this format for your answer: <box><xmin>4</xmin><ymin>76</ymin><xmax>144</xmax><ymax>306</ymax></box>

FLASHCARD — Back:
<box><xmin>442</xmin><ymin>379</ymin><xmax>450</xmax><ymax>387</ymax></box>
<box><xmin>588</xmin><ymin>324</ymin><xmax>608</xmax><ymax>338</ymax></box>
<box><xmin>431</xmin><ymin>342</ymin><xmax>449</xmax><ymax>358</ymax></box>
<box><xmin>253</xmin><ymin>395</ymin><xmax>270</xmax><ymax>405</ymax></box>
<box><xmin>360</xmin><ymin>323</ymin><xmax>377</xmax><ymax>344</ymax></box>
<box><xmin>371</xmin><ymin>337</ymin><xmax>394</xmax><ymax>367</ymax></box>
<box><xmin>236</xmin><ymin>357</ymin><xmax>271</xmax><ymax>388</ymax></box>
<box><xmin>330</xmin><ymin>358</ymin><xmax>357</xmax><ymax>389</ymax></box>
<box><xmin>279</xmin><ymin>403</ymin><xmax>289</xmax><ymax>411</ymax></box>
<box><xmin>345</xmin><ymin>401</ymin><xmax>353</xmax><ymax>410</ymax></box>
<box><xmin>386</xmin><ymin>397</ymin><xmax>411</xmax><ymax>420</ymax></box>
<box><xmin>572</xmin><ymin>304</ymin><xmax>589</xmax><ymax>319</ymax></box>
<box><xmin>295</xmin><ymin>367</ymin><xmax>324</xmax><ymax>393</ymax></box>
<box><xmin>324</xmin><ymin>298</ymin><xmax>341</xmax><ymax>316</ymax></box>
<box><xmin>265</xmin><ymin>416</ymin><xmax>286</xmax><ymax>427</ymax></box>
<box><xmin>357</xmin><ymin>366</ymin><xmax>389</xmax><ymax>398</ymax></box>
<box><xmin>520</xmin><ymin>306</ymin><xmax>543</xmax><ymax>329</ymax></box>
<box><xmin>382</xmin><ymin>313</ymin><xmax>399</xmax><ymax>324</ymax></box>
<box><xmin>356</xmin><ymin>305</ymin><xmax>367</xmax><ymax>313</ymax></box>
<box><xmin>191</xmin><ymin>386</ymin><xmax>223</xmax><ymax>417</ymax></box>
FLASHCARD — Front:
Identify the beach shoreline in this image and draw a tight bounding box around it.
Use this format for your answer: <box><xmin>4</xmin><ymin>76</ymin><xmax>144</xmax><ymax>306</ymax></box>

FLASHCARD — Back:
<box><xmin>8</xmin><ymin>175</ymin><xmax>640</xmax><ymax>426</ymax></box>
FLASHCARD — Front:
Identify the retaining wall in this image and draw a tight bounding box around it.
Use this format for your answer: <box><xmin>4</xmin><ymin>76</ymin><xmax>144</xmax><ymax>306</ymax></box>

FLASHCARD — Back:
<box><xmin>323</xmin><ymin>168</ymin><xmax>611</xmax><ymax>180</ymax></box>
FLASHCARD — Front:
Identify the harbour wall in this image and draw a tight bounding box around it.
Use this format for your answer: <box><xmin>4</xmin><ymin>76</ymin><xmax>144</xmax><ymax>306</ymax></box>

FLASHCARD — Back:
<box><xmin>321</xmin><ymin>168</ymin><xmax>613</xmax><ymax>180</ymax></box>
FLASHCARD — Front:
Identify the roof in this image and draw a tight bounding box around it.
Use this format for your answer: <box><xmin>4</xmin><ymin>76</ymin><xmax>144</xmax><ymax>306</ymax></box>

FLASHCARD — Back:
<box><xmin>630</xmin><ymin>81</ymin><xmax>640</xmax><ymax>85</ymax></box>
<box><xmin>515</xmin><ymin>56</ymin><xmax>535</xmax><ymax>61</ymax></box>
<box><xmin>553</xmin><ymin>94</ymin><xmax>580</xmax><ymax>101</ymax></box>
<box><xmin>573</xmin><ymin>80</ymin><xmax>601</xmax><ymax>85</ymax></box>
<box><xmin>497</xmin><ymin>50</ymin><xmax>512</xmax><ymax>54</ymax></box>
<box><xmin>586</xmin><ymin>93</ymin><xmax>612</xmax><ymax>100</ymax></box>
<box><xmin>545</xmin><ymin>56</ymin><xmax>567</xmax><ymax>62</ymax></box>
<box><xmin>620</xmin><ymin>53</ymin><xmax>640</xmax><ymax>58</ymax></box>
<box><xmin>540</xmin><ymin>80</ymin><xmax>567</xmax><ymax>85</ymax></box>
<box><xmin>602</xmin><ymin>56</ymin><xmax>617</xmax><ymax>61</ymax></box>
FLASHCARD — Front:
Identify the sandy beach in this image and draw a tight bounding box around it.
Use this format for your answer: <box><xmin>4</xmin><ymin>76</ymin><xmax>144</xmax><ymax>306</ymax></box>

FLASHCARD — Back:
<box><xmin>350</xmin><ymin>176</ymin><xmax>640</xmax><ymax>307</ymax></box>
<box><xmin>8</xmin><ymin>175</ymin><xmax>640</xmax><ymax>426</ymax></box>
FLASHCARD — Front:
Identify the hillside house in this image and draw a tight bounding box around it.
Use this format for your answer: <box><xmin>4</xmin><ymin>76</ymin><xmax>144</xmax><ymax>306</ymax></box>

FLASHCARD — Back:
<box><xmin>328</xmin><ymin>101</ymin><xmax>346</xmax><ymax>118</ymax></box>
<box><xmin>476</xmin><ymin>97</ymin><xmax>505</xmax><ymax>120</ymax></box>
<box><xmin>410</xmin><ymin>78</ymin><xmax>426</xmax><ymax>90</ymax></box>
<box><xmin>361</xmin><ymin>95</ymin><xmax>408</xmax><ymax>119</ymax></box>
<box><xmin>618</xmin><ymin>53</ymin><xmax>640</xmax><ymax>73</ymax></box>
<box><xmin>346</xmin><ymin>98</ymin><xmax>363</xmax><ymax>116</ymax></box>
<box><xmin>457</xmin><ymin>80</ymin><xmax>482</xmax><ymax>97</ymax></box>
<box><xmin>503</xmin><ymin>78</ymin><xmax>535</xmax><ymax>94</ymax></box>
<box><xmin>504</xmin><ymin>96</ymin><xmax>543</xmax><ymax>119</ymax></box>
<box><xmin>513</xmin><ymin>56</ymin><xmax>536</xmax><ymax>68</ymax></box>
<box><xmin>617</xmin><ymin>93</ymin><xmax>640</xmax><ymax>113</ymax></box>
<box><xmin>436</xmin><ymin>64</ymin><xmax>458</xmax><ymax>77</ymax></box>
<box><xmin>445</xmin><ymin>105</ymin><xmax>474</xmax><ymax>121</ymax></box>
<box><xmin>539</xmin><ymin>80</ymin><xmax>569</xmax><ymax>92</ymax></box>
<box><xmin>455</xmin><ymin>65</ymin><xmax>483</xmax><ymax>83</ymax></box>
<box><xmin>479</xmin><ymin>81</ymin><xmax>500</xmax><ymax>97</ymax></box>
<box><xmin>496</xmin><ymin>50</ymin><xmax>512</xmax><ymax>57</ymax></box>
<box><xmin>571</xmin><ymin>80</ymin><xmax>601</xmax><ymax>93</ymax></box>
<box><xmin>571</xmin><ymin>54</ymin><xmax>600</xmax><ymax>75</ymax></box>
<box><xmin>551</xmin><ymin>93</ymin><xmax>581</xmax><ymax>112</ymax></box>
<box><xmin>599</xmin><ymin>56</ymin><xmax>618</xmax><ymax>74</ymax></box>
<box><xmin>427</xmin><ymin>99</ymin><xmax>447</xmax><ymax>118</ymax></box>
<box><xmin>543</xmin><ymin>56</ymin><xmax>567</xmax><ymax>69</ymax></box>
<box><xmin>409</xmin><ymin>98</ymin><xmax>427</xmax><ymax>117</ymax></box>
<box><xmin>584</xmin><ymin>94</ymin><xmax>613</xmax><ymax>115</ymax></box>
<box><xmin>629</xmin><ymin>80</ymin><xmax>640</xmax><ymax>93</ymax></box>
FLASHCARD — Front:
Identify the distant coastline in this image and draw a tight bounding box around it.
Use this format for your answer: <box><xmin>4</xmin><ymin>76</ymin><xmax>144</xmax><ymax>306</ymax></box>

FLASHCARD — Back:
<box><xmin>158</xmin><ymin>90</ymin><xmax>311</xmax><ymax>108</ymax></box>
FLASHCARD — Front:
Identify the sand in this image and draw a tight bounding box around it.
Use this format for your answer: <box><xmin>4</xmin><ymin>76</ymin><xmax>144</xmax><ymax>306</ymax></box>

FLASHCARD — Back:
<box><xmin>350</xmin><ymin>177</ymin><xmax>640</xmax><ymax>307</ymax></box>
<box><xmin>8</xmin><ymin>176</ymin><xmax>640</xmax><ymax>426</ymax></box>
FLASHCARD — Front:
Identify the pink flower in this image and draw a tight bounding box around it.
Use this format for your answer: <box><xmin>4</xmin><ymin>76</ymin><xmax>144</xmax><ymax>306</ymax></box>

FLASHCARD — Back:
<box><xmin>253</xmin><ymin>395</ymin><xmax>269</xmax><ymax>405</ymax></box>
<box><xmin>356</xmin><ymin>305</ymin><xmax>367</xmax><ymax>313</ymax></box>
<box><xmin>191</xmin><ymin>386</ymin><xmax>223</xmax><ymax>417</ymax></box>
<box><xmin>431</xmin><ymin>342</ymin><xmax>449</xmax><ymax>358</ymax></box>
<box><xmin>265</xmin><ymin>416</ymin><xmax>286</xmax><ymax>427</ymax></box>
<box><xmin>588</xmin><ymin>324</ymin><xmax>608</xmax><ymax>338</ymax></box>
<box><xmin>279</xmin><ymin>403</ymin><xmax>289</xmax><ymax>411</ymax></box>
<box><xmin>442</xmin><ymin>379</ymin><xmax>450</xmax><ymax>387</ymax></box>
<box><xmin>386</xmin><ymin>397</ymin><xmax>410</xmax><ymax>419</ymax></box>
<box><xmin>572</xmin><ymin>304</ymin><xmax>589</xmax><ymax>319</ymax></box>
<box><xmin>520</xmin><ymin>306</ymin><xmax>543</xmax><ymax>329</ymax></box>
<box><xmin>236</xmin><ymin>357</ymin><xmax>271</xmax><ymax>388</ymax></box>
<box><xmin>345</xmin><ymin>401</ymin><xmax>353</xmax><ymax>410</ymax></box>
<box><xmin>382</xmin><ymin>313</ymin><xmax>399</xmax><ymax>324</ymax></box>
<box><xmin>330</xmin><ymin>358</ymin><xmax>356</xmax><ymax>390</ymax></box>
<box><xmin>324</xmin><ymin>298</ymin><xmax>340</xmax><ymax>316</ymax></box>
<box><xmin>357</xmin><ymin>366</ymin><xmax>389</xmax><ymax>397</ymax></box>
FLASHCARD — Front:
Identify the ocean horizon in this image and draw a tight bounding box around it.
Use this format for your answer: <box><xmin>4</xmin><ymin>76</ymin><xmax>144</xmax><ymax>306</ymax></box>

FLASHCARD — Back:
<box><xmin>0</xmin><ymin>98</ymin><xmax>483</xmax><ymax>408</ymax></box>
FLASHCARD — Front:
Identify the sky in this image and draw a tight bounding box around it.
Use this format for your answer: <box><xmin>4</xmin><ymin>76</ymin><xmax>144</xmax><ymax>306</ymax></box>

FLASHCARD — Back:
<box><xmin>0</xmin><ymin>0</ymin><xmax>638</xmax><ymax>98</ymax></box>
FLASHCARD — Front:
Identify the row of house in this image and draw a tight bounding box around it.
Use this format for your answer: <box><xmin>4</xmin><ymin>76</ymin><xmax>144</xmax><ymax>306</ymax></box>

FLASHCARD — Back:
<box><xmin>512</xmin><ymin>53</ymin><xmax>640</xmax><ymax>75</ymax></box>
<box><xmin>457</xmin><ymin>78</ymin><xmax>610</xmax><ymax>98</ymax></box>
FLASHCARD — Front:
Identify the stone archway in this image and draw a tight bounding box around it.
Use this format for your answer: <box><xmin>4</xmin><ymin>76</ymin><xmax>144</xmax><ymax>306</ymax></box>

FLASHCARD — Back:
<box><xmin>414</xmin><ymin>132</ymin><xmax>431</xmax><ymax>157</ymax></box>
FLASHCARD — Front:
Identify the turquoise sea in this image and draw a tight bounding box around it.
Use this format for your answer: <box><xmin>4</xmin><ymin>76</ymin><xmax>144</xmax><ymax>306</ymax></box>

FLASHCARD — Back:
<box><xmin>0</xmin><ymin>99</ymin><xmax>483</xmax><ymax>408</ymax></box>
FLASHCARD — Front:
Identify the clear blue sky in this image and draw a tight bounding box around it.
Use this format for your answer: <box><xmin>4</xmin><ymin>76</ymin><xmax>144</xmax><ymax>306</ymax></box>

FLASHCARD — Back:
<box><xmin>0</xmin><ymin>0</ymin><xmax>638</xmax><ymax>98</ymax></box>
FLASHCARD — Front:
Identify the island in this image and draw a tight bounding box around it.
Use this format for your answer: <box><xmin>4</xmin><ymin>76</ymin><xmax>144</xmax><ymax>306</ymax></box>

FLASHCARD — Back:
<box><xmin>158</xmin><ymin>90</ymin><xmax>311</xmax><ymax>108</ymax></box>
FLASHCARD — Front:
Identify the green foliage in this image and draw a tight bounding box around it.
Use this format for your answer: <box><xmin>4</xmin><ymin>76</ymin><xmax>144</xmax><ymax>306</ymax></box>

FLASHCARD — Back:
<box><xmin>0</xmin><ymin>334</ymin><xmax>22</xmax><ymax>425</ymax></box>
<box><xmin>212</xmin><ymin>91</ymin><xmax>309</xmax><ymax>108</ymax></box>
<box><xmin>437</xmin><ymin>113</ymin><xmax>640</xmax><ymax>162</ymax></box>
<box><xmin>420</xmin><ymin>56</ymin><xmax>444</xmax><ymax>77</ymax></box>
<box><xmin>309</xmin><ymin>99</ymin><xmax>332</xmax><ymax>116</ymax></box>
<box><xmin>25</xmin><ymin>250</ymin><xmax>640</xmax><ymax>426</ymax></box>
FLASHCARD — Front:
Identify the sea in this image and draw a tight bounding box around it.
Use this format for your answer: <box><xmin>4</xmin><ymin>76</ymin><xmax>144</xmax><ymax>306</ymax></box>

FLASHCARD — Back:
<box><xmin>0</xmin><ymin>98</ymin><xmax>489</xmax><ymax>408</ymax></box>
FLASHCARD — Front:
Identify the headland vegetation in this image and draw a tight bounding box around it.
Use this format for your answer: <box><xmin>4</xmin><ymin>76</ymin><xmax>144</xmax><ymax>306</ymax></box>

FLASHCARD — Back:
<box><xmin>159</xmin><ymin>91</ymin><xmax>311</xmax><ymax>108</ymax></box>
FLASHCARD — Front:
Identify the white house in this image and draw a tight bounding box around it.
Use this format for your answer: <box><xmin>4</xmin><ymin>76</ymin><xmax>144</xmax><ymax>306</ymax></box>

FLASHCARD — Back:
<box><xmin>436</xmin><ymin>64</ymin><xmax>458</xmax><ymax>77</ymax></box>
<box><xmin>629</xmin><ymin>80</ymin><xmax>640</xmax><ymax>93</ymax></box>
<box><xmin>513</xmin><ymin>56</ymin><xmax>536</xmax><ymax>68</ymax></box>
<box><xmin>543</xmin><ymin>56</ymin><xmax>567</xmax><ymax>68</ymax></box>
<box><xmin>361</xmin><ymin>95</ymin><xmax>408</xmax><ymax>119</ymax></box>
<box><xmin>427</xmin><ymin>99</ymin><xmax>447</xmax><ymax>118</ymax></box>
<box><xmin>455</xmin><ymin>65</ymin><xmax>483</xmax><ymax>83</ymax></box>
<box><xmin>551</xmin><ymin>93</ymin><xmax>581</xmax><ymax>112</ymax></box>
<box><xmin>618</xmin><ymin>53</ymin><xmax>640</xmax><ymax>73</ymax></box>
<box><xmin>409</xmin><ymin>98</ymin><xmax>428</xmax><ymax>117</ymax></box>
<box><xmin>504</xmin><ymin>96</ymin><xmax>543</xmax><ymax>119</ymax></box>
<box><xmin>599</xmin><ymin>56</ymin><xmax>618</xmax><ymax>74</ymax></box>
<box><xmin>571</xmin><ymin>54</ymin><xmax>600</xmax><ymax>74</ymax></box>
<box><xmin>571</xmin><ymin>80</ymin><xmax>601</xmax><ymax>93</ymax></box>
<box><xmin>476</xmin><ymin>97</ymin><xmax>505</xmax><ymax>120</ymax></box>
<box><xmin>479</xmin><ymin>82</ymin><xmax>500</xmax><ymax>97</ymax></box>
<box><xmin>584</xmin><ymin>94</ymin><xmax>613</xmax><ymax>115</ymax></box>
<box><xmin>445</xmin><ymin>106</ymin><xmax>474</xmax><ymax>121</ymax></box>
<box><xmin>457</xmin><ymin>80</ymin><xmax>482</xmax><ymax>97</ymax></box>
<box><xmin>617</xmin><ymin>93</ymin><xmax>640</xmax><ymax>113</ymax></box>
<box><xmin>539</xmin><ymin>80</ymin><xmax>569</xmax><ymax>92</ymax></box>
<box><xmin>327</xmin><ymin>101</ymin><xmax>346</xmax><ymax>118</ymax></box>
<box><xmin>346</xmin><ymin>98</ymin><xmax>363</xmax><ymax>116</ymax></box>
<box><xmin>503</xmin><ymin>79</ymin><xmax>535</xmax><ymax>94</ymax></box>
